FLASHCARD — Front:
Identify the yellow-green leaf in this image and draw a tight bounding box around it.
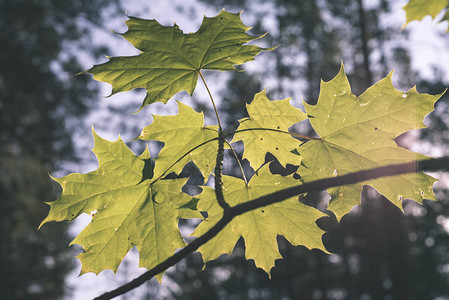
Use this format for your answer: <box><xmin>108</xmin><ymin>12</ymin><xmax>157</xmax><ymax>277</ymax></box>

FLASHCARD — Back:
<box><xmin>403</xmin><ymin>0</ymin><xmax>449</xmax><ymax>31</ymax></box>
<box><xmin>232</xmin><ymin>90</ymin><xmax>307</xmax><ymax>170</ymax></box>
<box><xmin>138</xmin><ymin>102</ymin><xmax>219</xmax><ymax>182</ymax></box>
<box><xmin>191</xmin><ymin>165</ymin><xmax>327</xmax><ymax>275</ymax></box>
<box><xmin>88</xmin><ymin>10</ymin><xmax>270</xmax><ymax>109</ymax></box>
<box><xmin>298</xmin><ymin>64</ymin><xmax>441</xmax><ymax>220</ymax></box>
<box><xmin>40</xmin><ymin>130</ymin><xmax>198</xmax><ymax>276</ymax></box>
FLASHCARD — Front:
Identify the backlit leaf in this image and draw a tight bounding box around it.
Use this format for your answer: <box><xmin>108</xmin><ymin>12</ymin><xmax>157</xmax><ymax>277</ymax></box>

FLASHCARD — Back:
<box><xmin>87</xmin><ymin>10</ymin><xmax>270</xmax><ymax>110</ymax></box>
<box><xmin>40</xmin><ymin>130</ymin><xmax>199</xmax><ymax>277</ymax></box>
<box><xmin>232</xmin><ymin>90</ymin><xmax>307</xmax><ymax>170</ymax></box>
<box><xmin>192</xmin><ymin>165</ymin><xmax>327</xmax><ymax>275</ymax></box>
<box><xmin>403</xmin><ymin>0</ymin><xmax>449</xmax><ymax>31</ymax></box>
<box><xmin>297</xmin><ymin>64</ymin><xmax>441</xmax><ymax>220</ymax></box>
<box><xmin>138</xmin><ymin>101</ymin><xmax>219</xmax><ymax>182</ymax></box>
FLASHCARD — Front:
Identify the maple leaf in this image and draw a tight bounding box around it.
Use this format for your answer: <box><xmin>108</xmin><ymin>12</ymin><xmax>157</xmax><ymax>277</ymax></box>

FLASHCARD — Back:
<box><xmin>232</xmin><ymin>90</ymin><xmax>307</xmax><ymax>170</ymax></box>
<box><xmin>40</xmin><ymin>130</ymin><xmax>200</xmax><ymax>276</ymax></box>
<box><xmin>87</xmin><ymin>10</ymin><xmax>270</xmax><ymax>109</ymax></box>
<box><xmin>402</xmin><ymin>0</ymin><xmax>449</xmax><ymax>31</ymax></box>
<box><xmin>297</xmin><ymin>65</ymin><xmax>441</xmax><ymax>220</ymax></box>
<box><xmin>191</xmin><ymin>165</ymin><xmax>327</xmax><ymax>275</ymax></box>
<box><xmin>137</xmin><ymin>101</ymin><xmax>219</xmax><ymax>182</ymax></box>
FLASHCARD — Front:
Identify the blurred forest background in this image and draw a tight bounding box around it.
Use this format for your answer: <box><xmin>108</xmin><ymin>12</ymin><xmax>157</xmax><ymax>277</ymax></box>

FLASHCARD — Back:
<box><xmin>1</xmin><ymin>0</ymin><xmax>448</xmax><ymax>299</ymax></box>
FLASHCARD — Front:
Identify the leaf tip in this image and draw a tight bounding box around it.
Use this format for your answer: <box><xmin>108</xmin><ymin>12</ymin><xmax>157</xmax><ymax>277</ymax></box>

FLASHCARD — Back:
<box><xmin>155</xmin><ymin>273</ymin><xmax>164</xmax><ymax>283</ymax></box>
<box><xmin>103</xmin><ymin>90</ymin><xmax>114</xmax><ymax>99</ymax></box>
<box><xmin>78</xmin><ymin>262</ymin><xmax>98</xmax><ymax>277</ymax></box>
<box><xmin>267</xmin><ymin>44</ymin><xmax>280</xmax><ymax>51</ymax></box>
<box><xmin>109</xmin><ymin>28</ymin><xmax>121</xmax><ymax>35</ymax></box>
<box><xmin>48</xmin><ymin>173</ymin><xmax>58</xmax><ymax>182</ymax></box>
<box><xmin>130</xmin><ymin>134</ymin><xmax>141</xmax><ymax>141</ymax></box>
<box><xmin>321</xmin><ymin>248</ymin><xmax>332</xmax><ymax>255</ymax></box>
<box><xmin>436</xmin><ymin>88</ymin><xmax>448</xmax><ymax>100</ymax></box>
<box><xmin>140</xmin><ymin>146</ymin><xmax>151</xmax><ymax>160</ymax></box>
<box><xmin>387</xmin><ymin>68</ymin><xmax>395</xmax><ymax>79</ymax></box>
<box><xmin>38</xmin><ymin>217</ymin><xmax>49</xmax><ymax>230</ymax></box>
<box><xmin>338</xmin><ymin>61</ymin><xmax>346</xmax><ymax>75</ymax></box>
<box><xmin>75</xmin><ymin>70</ymin><xmax>87</xmax><ymax>76</ymax></box>
<box><xmin>91</xmin><ymin>125</ymin><xmax>99</xmax><ymax>139</ymax></box>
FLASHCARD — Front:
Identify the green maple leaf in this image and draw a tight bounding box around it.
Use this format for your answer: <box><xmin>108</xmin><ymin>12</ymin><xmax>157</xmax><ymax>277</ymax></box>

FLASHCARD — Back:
<box><xmin>40</xmin><ymin>130</ymin><xmax>200</xmax><ymax>276</ymax></box>
<box><xmin>191</xmin><ymin>165</ymin><xmax>327</xmax><ymax>274</ymax></box>
<box><xmin>297</xmin><ymin>65</ymin><xmax>441</xmax><ymax>220</ymax></box>
<box><xmin>403</xmin><ymin>0</ymin><xmax>449</xmax><ymax>31</ymax></box>
<box><xmin>87</xmin><ymin>10</ymin><xmax>269</xmax><ymax>110</ymax></box>
<box><xmin>232</xmin><ymin>90</ymin><xmax>307</xmax><ymax>170</ymax></box>
<box><xmin>137</xmin><ymin>101</ymin><xmax>219</xmax><ymax>181</ymax></box>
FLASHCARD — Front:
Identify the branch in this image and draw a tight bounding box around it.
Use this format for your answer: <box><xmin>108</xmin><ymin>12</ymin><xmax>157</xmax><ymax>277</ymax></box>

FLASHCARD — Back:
<box><xmin>214</xmin><ymin>131</ymin><xmax>230</xmax><ymax>209</ymax></box>
<box><xmin>94</xmin><ymin>156</ymin><xmax>449</xmax><ymax>300</ymax></box>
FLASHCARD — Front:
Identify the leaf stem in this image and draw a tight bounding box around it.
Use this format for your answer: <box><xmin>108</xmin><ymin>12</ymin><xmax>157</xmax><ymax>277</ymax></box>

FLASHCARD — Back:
<box><xmin>234</xmin><ymin>127</ymin><xmax>321</xmax><ymax>140</ymax></box>
<box><xmin>198</xmin><ymin>70</ymin><xmax>223</xmax><ymax>131</ymax></box>
<box><xmin>197</xmin><ymin>70</ymin><xmax>229</xmax><ymax>208</ymax></box>
<box><xmin>94</xmin><ymin>155</ymin><xmax>449</xmax><ymax>300</ymax></box>
<box><xmin>223</xmin><ymin>120</ymin><xmax>240</xmax><ymax>136</ymax></box>
<box><xmin>152</xmin><ymin>137</ymin><xmax>219</xmax><ymax>183</ymax></box>
<box><xmin>224</xmin><ymin>139</ymin><xmax>248</xmax><ymax>185</ymax></box>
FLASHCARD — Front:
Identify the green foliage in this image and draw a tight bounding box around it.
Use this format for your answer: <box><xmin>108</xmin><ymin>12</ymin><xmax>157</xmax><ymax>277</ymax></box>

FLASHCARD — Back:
<box><xmin>192</xmin><ymin>165</ymin><xmax>327</xmax><ymax>274</ymax></box>
<box><xmin>41</xmin><ymin>9</ymin><xmax>444</xmax><ymax>292</ymax></box>
<box><xmin>88</xmin><ymin>10</ymin><xmax>269</xmax><ymax>109</ymax></box>
<box><xmin>137</xmin><ymin>101</ymin><xmax>219</xmax><ymax>182</ymax></box>
<box><xmin>232</xmin><ymin>90</ymin><xmax>307</xmax><ymax>169</ymax></box>
<box><xmin>298</xmin><ymin>65</ymin><xmax>439</xmax><ymax>220</ymax></box>
<box><xmin>403</xmin><ymin>0</ymin><xmax>449</xmax><ymax>31</ymax></box>
<box><xmin>40</xmin><ymin>131</ymin><xmax>200</xmax><ymax>276</ymax></box>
